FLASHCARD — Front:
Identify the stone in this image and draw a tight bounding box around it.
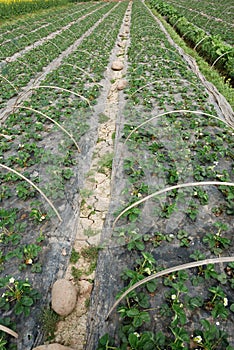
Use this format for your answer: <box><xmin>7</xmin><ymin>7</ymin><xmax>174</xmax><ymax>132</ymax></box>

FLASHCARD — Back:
<box><xmin>117</xmin><ymin>79</ymin><xmax>128</xmax><ymax>90</ymax></box>
<box><xmin>79</xmin><ymin>280</ymin><xmax>93</xmax><ymax>295</ymax></box>
<box><xmin>117</xmin><ymin>41</ymin><xmax>124</xmax><ymax>47</ymax></box>
<box><xmin>32</xmin><ymin>344</ymin><xmax>73</xmax><ymax>350</ymax></box>
<box><xmin>51</xmin><ymin>279</ymin><xmax>77</xmax><ymax>316</ymax></box>
<box><xmin>111</xmin><ymin>60</ymin><xmax>124</xmax><ymax>71</ymax></box>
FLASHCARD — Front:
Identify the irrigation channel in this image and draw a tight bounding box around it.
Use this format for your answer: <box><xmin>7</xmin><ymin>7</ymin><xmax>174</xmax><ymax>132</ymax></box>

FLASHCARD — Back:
<box><xmin>0</xmin><ymin>0</ymin><xmax>234</xmax><ymax>349</ymax></box>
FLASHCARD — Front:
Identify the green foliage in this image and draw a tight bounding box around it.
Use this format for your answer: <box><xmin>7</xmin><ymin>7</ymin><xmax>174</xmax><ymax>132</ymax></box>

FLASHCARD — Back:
<box><xmin>98</xmin><ymin>152</ymin><xmax>113</xmax><ymax>174</ymax></box>
<box><xmin>70</xmin><ymin>248</ymin><xmax>80</xmax><ymax>264</ymax></box>
<box><xmin>0</xmin><ymin>277</ymin><xmax>40</xmax><ymax>317</ymax></box>
<box><xmin>40</xmin><ymin>307</ymin><xmax>59</xmax><ymax>341</ymax></box>
<box><xmin>71</xmin><ymin>266</ymin><xmax>83</xmax><ymax>281</ymax></box>
<box><xmin>148</xmin><ymin>0</ymin><xmax>234</xmax><ymax>81</ymax></box>
<box><xmin>0</xmin><ymin>0</ymin><xmax>71</xmax><ymax>21</ymax></box>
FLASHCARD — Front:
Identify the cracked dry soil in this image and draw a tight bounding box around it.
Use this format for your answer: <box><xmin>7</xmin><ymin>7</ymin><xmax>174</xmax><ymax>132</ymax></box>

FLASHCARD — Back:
<box><xmin>50</xmin><ymin>4</ymin><xmax>131</xmax><ymax>349</ymax></box>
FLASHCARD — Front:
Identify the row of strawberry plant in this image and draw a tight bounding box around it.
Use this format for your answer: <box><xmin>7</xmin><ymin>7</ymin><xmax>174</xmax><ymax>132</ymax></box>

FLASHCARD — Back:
<box><xmin>93</xmin><ymin>0</ymin><xmax>234</xmax><ymax>349</ymax></box>
<box><xmin>1</xmin><ymin>2</ymin><xmax>100</xmax><ymax>59</ymax></box>
<box><xmin>0</xmin><ymin>2</ymin><xmax>113</xmax><ymax>109</ymax></box>
<box><xmin>0</xmin><ymin>2</ymin><xmax>94</xmax><ymax>41</ymax></box>
<box><xmin>147</xmin><ymin>0</ymin><xmax>234</xmax><ymax>84</ymax></box>
<box><xmin>167</xmin><ymin>0</ymin><xmax>234</xmax><ymax>23</ymax></box>
<box><xmin>161</xmin><ymin>0</ymin><xmax>234</xmax><ymax>45</ymax></box>
<box><xmin>0</xmin><ymin>2</ymin><xmax>129</xmax><ymax>349</ymax></box>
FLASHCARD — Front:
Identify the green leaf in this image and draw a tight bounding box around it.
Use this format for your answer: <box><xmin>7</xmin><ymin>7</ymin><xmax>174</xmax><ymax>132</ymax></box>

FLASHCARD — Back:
<box><xmin>209</xmin><ymin>286</ymin><xmax>225</xmax><ymax>298</ymax></box>
<box><xmin>98</xmin><ymin>334</ymin><xmax>110</xmax><ymax>346</ymax></box>
<box><xmin>135</xmin><ymin>241</ymin><xmax>145</xmax><ymax>251</ymax></box>
<box><xmin>21</xmin><ymin>296</ymin><xmax>33</xmax><ymax>307</ymax></box>
<box><xmin>188</xmin><ymin>296</ymin><xmax>203</xmax><ymax>309</ymax></box>
<box><xmin>146</xmin><ymin>280</ymin><xmax>157</xmax><ymax>293</ymax></box>
<box><xmin>128</xmin><ymin>333</ymin><xmax>138</xmax><ymax>348</ymax></box>
<box><xmin>155</xmin><ymin>331</ymin><xmax>166</xmax><ymax>347</ymax></box>
<box><xmin>126</xmin><ymin>308</ymin><xmax>139</xmax><ymax>317</ymax></box>
<box><xmin>132</xmin><ymin>311</ymin><xmax>150</xmax><ymax>328</ymax></box>
<box><xmin>216</xmin><ymin>272</ymin><xmax>227</xmax><ymax>284</ymax></box>
<box><xmin>201</xmin><ymin>318</ymin><xmax>210</xmax><ymax>330</ymax></box>
<box><xmin>125</xmin><ymin>269</ymin><xmax>137</xmax><ymax>279</ymax></box>
<box><xmin>133</xmin><ymin>316</ymin><xmax>143</xmax><ymax>328</ymax></box>
<box><xmin>172</xmin><ymin>304</ymin><xmax>187</xmax><ymax>325</ymax></box>
<box><xmin>142</xmin><ymin>252</ymin><xmax>156</xmax><ymax>265</ymax></box>
<box><xmin>23</xmin><ymin>306</ymin><xmax>30</xmax><ymax>317</ymax></box>
<box><xmin>211</xmin><ymin>303</ymin><xmax>228</xmax><ymax>319</ymax></box>
<box><xmin>14</xmin><ymin>303</ymin><xmax>24</xmax><ymax>315</ymax></box>
<box><xmin>230</xmin><ymin>304</ymin><xmax>234</xmax><ymax>313</ymax></box>
<box><xmin>137</xmin><ymin>293</ymin><xmax>150</xmax><ymax>308</ymax></box>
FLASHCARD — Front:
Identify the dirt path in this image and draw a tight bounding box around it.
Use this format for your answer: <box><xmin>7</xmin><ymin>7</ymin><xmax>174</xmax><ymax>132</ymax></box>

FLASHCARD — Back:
<box><xmin>51</xmin><ymin>2</ymin><xmax>132</xmax><ymax>349</ymax></box>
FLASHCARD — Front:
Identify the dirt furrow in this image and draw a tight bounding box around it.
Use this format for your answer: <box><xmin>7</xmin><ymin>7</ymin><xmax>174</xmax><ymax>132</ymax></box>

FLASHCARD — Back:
<box><xmin>46</xmin><ymin>3</ymin><xmax>132</xmax><ymax>350</ymax></box>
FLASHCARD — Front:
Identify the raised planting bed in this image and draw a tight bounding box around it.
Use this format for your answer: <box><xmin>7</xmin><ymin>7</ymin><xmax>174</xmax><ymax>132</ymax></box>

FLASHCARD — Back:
<box><xmin>0</xmin><ymin>3</ymin><xmax>100</xmax><ymax>59</ymax></box>
<box><xmin>0</xmin><ymin>2</ymin><xmax>114</xmax><ymax>109</ymax></box>
<box><xmin>86</xmin><ymin>1</ymin><xmax>234</xmax><ymax>349</ymax></box>
<box><xmin>0</xmin><ymin>2</ymin><xmax>129</xmax><ymax>349</ymax></box>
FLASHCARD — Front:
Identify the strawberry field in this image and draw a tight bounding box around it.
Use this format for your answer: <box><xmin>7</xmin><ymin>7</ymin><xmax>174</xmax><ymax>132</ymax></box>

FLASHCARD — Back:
<box><xmin>151</xmin><ymin>0</ymin><xmax>234</xmax><ymax>45</ymax></box>
<box><xmin>0</xmin><ymin>0</ymin><xmax>234</xmax><ymax>349</ymax></box>
<box><xmin>148</xmin><ymin>0</ymin><xmax>234</xmax><ymax>84</ymax></box>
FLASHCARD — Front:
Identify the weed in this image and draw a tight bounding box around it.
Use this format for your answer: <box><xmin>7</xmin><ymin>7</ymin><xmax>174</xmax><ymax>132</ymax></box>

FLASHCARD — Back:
<box><xmin>80</xmin><ymin>188</ymin><xmax>93</xmax><ymax>199</ymax></box>
<box><xmin>84</xmin><ymin>228</ymin><xmax>99</xmax><ymax>238</ymax></box>
<box><xmin>71</xmin><ymin>267</ymin><xmax>83</xmax><ymax>281</ymax></box>
<box><xmin>70</xmin><ymin>248</ymin><xmax>80</xmax><ymax>264</ymax></box>
<box><xmin>98</xmin><ymin>153</ymin><xmax>113</xmax><ymax>174</ymax></box>
<box><xmin>40</xmin><ymin>307</ymin><xmax>59</xmax><ymax>341</ymax></box>
<box><xmin>85</xmin><ymin>298</ymin><xmax>90</xmax><ymax>308</ymax></box>
<box><xmin>98</xmin><ymin>113</ymin><xmax>109</xmax><ymax>124</ymax></box>
<box><xmin>81</xmin><ymin>245</ymin><xmax>99</xmax><ymax>263</ymax></box>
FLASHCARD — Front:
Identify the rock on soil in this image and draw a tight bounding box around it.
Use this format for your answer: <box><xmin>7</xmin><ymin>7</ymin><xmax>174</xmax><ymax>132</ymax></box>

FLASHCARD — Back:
<box><xmin>32</xmin><ymin>344</ymin><xmax>73</xmax><ymax>350</ymax></box>
<box><xmin>111</xmin><ymin>60</ymin><xmax>124</xmax><ymax>71</ymax></box>
<box><xmin>79</xmin><ymin>280</ymin><xmax>93</xmax><ymax>296</ymax></box>
<box><xmin>117</xmin><ymin>79</ymin><xmax>128</xmax><ymax>90</ymax></box>
<box><xmin>51</xmin><ymin>279</ymin><xmax>77</xmax><ymax>316</ymax></box>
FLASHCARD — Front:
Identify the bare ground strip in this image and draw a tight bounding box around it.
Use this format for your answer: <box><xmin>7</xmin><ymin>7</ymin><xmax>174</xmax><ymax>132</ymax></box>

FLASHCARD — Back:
<box><xmin>52</xmin><ymin>2</ymin><xmax>132</xmax><ymax>349</ymax></box>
